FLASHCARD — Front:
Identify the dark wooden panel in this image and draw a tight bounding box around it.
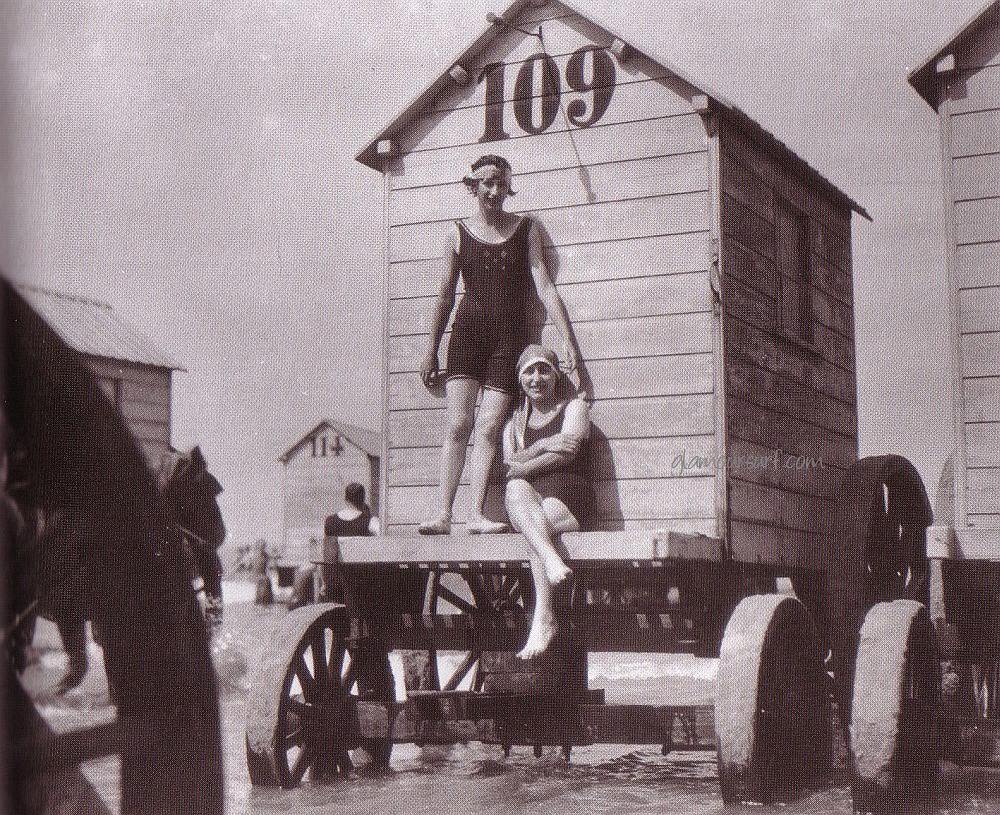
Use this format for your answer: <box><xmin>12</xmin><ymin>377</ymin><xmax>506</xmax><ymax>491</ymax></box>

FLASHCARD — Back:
<box><xmin>726</xmin><ymin>397</ymin><xmax>857</xmax><ymax>471</ymax></box>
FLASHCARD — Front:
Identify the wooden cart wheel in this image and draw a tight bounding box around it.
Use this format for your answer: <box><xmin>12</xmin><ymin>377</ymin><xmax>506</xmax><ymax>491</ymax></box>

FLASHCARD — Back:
<box><xmin>850</xmin><ymin>600</ymin><xmax>940</xmax><ymax>814</ymax></box>
<box><xmin>245</xmin><ymin>603</ymin><xmax>395</xmax><ymax>787</ymax></box>
<box><xmin>827</xmin><ymin>455</ymin><xmax>933</xmax><ymax>718</ymax></box>
<box><xmin>716</xmin><ymin>594</ymin><xmax>832</xmax><ymax>805</ymax></box>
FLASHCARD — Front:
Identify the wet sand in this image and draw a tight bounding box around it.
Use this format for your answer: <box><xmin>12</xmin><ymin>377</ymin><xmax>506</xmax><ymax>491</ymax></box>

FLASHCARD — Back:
<box><xmin>21</xmin><ymin>583</ymin><xmax>1000</xmax><ymax>815</ymax></box>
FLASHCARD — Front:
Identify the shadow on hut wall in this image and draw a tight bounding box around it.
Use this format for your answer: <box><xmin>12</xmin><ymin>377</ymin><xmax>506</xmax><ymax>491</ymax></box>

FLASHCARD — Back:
<box><xmin>944</xmin><ymin>29</ymin><xmax>1000</xmax><ymax>104</ymax></box>
<box><xmin>522</xmin><ymin>221</ymin><xmax>621</xmax><ymax>532</ymax></box>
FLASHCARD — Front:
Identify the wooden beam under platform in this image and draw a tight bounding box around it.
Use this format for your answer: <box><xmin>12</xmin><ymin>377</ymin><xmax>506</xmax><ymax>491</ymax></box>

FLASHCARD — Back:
<box><xmin>353</xmin><ymin>608</ymin><xmax>708</xmax><ymax>653</ymax></box>
<box><xmin>358</xmin><ymin>699</ymin><xmax>718</xmax><ymax>751</ymax></box>
<box><xmin>316</xmin><ymin>529</ymin><xmax>724</xmax><ymax>567</ymax></box>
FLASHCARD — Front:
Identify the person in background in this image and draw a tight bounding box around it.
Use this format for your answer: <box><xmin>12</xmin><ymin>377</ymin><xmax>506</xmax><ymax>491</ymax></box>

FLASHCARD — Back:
<box><xmin>502</xmin><ymin>344</ymin><xmax>593</xmax><ymax>659</ymax></box>
<box><xmin>325</xmin><ymin>482</ymin><xmax>381</xmax><ymax>538</ymax></box>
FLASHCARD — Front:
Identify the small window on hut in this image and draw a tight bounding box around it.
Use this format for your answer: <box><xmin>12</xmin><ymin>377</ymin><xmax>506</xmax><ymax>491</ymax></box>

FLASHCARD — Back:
<box><xmin>775</xmin><ymin>201</ymin><xmax>815</xmax><ymax>346</ymax></box>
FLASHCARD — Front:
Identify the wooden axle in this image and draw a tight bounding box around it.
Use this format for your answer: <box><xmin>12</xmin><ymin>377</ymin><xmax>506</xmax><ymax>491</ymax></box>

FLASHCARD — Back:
<box><xmin>356</xmin><ymin>698</ymin><xmax>717</xmax><ymax>751</ymax></box>
<box><xmin>346</xmin><ymin>608</ymin><xmax>707</xmax><ymax>653</ymax></box>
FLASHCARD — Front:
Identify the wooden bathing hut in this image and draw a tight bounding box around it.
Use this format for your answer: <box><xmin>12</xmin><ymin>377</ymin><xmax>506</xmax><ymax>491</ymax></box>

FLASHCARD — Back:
<box><xmin>356</xmin><ymin>0</ymin><xmax>868</xmax><ymax>569</ymax></box>
<box><xmin>910</xmin><ymin>0</ymin><xmax>1000</xmax><ymax>546</ymax></box>
<box><xmin>280</xmin><ymin>419</ymin><xmax>381</xmax><ymax>567</ymax></box>
<box><xmin>910</xmin><ymin>1</ymin><xmax>1000</xmax><ymax>660</ymax></box>
<box><xmin>15</xmin><ymin>284</ymin><xmax>182</xmax><ymax>470</ymax></box>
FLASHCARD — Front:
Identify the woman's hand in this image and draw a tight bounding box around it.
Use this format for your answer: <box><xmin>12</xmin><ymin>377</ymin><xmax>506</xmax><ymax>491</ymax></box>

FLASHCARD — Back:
<box><xmin>420</xmin><ymin>351</ymin><xmax>440</xmax><ymax>389</ymax></box>
<box><xmin>543</xmin><ymin>434</ymin><xmax>582</xmax><ymax>456</ymax></box>
<box><xmin>560</xmin><ymin>344</ymin><xmax>579</xmax><ymax>374</ymax></box>
<box><xmin>504</xmin><ymin>461</ymin><xmax>527</xmax><ymax>481</ymax></box>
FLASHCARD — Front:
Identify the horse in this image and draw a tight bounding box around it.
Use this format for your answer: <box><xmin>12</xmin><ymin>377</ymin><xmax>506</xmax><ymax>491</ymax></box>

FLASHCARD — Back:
<box><xmin>158</xmin><ymin>446</ymin><xmax>227</xmax><ymax>627</ymax></box>
<box><xmin>6</xmin><ymin>444</ymin><xmax>226</xmax><ymax>692</ymax></box>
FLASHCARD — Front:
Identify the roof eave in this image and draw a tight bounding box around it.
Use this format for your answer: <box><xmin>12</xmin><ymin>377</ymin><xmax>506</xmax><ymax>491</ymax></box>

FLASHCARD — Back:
<box><xmin>907</xmin><ymin>0</ymin><xmax>999</xmax><ymax>110</ymax></box>
<box><xmin>355</xmin><ymin>0</ymin><xmax>536</xmax><ymax>171</ymax></box>
<box><xmin>356</xmin><ymin>0</ymin><xmax>870</xmax><ymax>220</ymax></box>
<box><xmin>717</xmin><ymin>102</ymin><xmax>872</xmax><ymax>221</ymax></box>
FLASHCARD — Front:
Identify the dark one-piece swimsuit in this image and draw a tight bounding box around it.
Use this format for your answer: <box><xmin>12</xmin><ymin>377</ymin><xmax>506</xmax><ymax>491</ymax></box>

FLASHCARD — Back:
<box><xmin>522</xmin><ymin>403</ymin><xmax>593</xmax><ymax>527</ymax></box>
<box><xmin>446</xmin><ymin>216</ymin><xmax>532</xmax><ymax>395</ymax></box>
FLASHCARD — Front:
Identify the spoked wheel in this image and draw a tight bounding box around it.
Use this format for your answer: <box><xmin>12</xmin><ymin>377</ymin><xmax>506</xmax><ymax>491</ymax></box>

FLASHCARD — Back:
<box><xmin>850</xmin><ymin>600</ymin><xmax>940</xmax><ymax>814</ymax></box>
<box><xmin>716</xmin><ymin>594</ymin><xmax>832</xmax><ymax>805</ymax></box>
<box><xmin>417</xmin><ymin>568</ymin><xmax>534</xmax><ymax>697</ymax></box>
<box><xmin>245</xmin><ymin>603</ymin><xmax>395</xmax><ymax>787</ymax></box>
<box><xmin>827</xmin><ymin>455</ymin><xmax>933</xmax><ymax>717</ymax></box>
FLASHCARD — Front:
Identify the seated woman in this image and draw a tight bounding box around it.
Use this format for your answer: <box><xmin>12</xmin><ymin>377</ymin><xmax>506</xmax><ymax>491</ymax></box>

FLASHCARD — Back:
<box><xmin>502</xmin><ymin>344</ymin><xmax>593</xmax><ymax>660</ymax></box>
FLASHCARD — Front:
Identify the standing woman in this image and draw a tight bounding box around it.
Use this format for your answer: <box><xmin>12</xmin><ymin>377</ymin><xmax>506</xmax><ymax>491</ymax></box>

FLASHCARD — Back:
<box><xmin>419</xmin><ymin>155</ymin><xmax>578</xmax><ymax>535</ymax></box>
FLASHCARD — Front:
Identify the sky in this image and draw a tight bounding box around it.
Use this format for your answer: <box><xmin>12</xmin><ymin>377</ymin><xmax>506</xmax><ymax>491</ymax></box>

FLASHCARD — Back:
<box><xmin>1</xmin><ymin>0</ymin><xmax>982</xmax><ymax>551</ymax></box>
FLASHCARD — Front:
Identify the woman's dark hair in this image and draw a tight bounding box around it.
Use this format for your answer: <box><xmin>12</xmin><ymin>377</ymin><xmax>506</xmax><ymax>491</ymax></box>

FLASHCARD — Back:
<box><xmin>462</xmin><ymin>154</ymin><xmax>517</xmax><ymax>195</ymax></box>
<box><xmin>344</xmin><ymin>482</ymin><xmax>368</xmax><ymax>512</ymax></box>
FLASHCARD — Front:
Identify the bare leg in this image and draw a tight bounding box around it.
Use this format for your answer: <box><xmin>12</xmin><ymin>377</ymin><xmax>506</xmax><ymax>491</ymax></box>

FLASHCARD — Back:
<box><xmin>466</xmin><ymin>388</ymin><xmax>513</xmax><ymax>533</ymax></box>
<box><xmin>421</xmin><ymin>377</ymin><xmax>478</xmax><ymax>533</ymax></box>
<box><xmin>505</xmin><ymin>480</ymin><xmax>579</xmax><ymax>658</ymax></box>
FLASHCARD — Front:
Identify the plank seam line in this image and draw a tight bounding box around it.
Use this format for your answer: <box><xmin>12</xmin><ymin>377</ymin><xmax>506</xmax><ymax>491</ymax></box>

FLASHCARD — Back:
<box><xmin>725</xmin><ymin>313</ymin><xmax>855</xmax><ymax>378</ymax></box>
<box><xmin>389</xmin><ymin>405</ymin><xmax>714</xmax><ymax>420</ymax></box>
<box><xmin>407</xmin><ymin>111</ymin><xmax>704</xmax><ymax>157</ymax></box>
<box><xmin>425</xmin><ymin>73</ymin><xmax>689</xmax><ymax>118</ymax></box>
<box><xmin>389</xmin><ymin>228</ymin><xmax>711</xmax><ymax>264</ymax></box>
<box><xmin>387</xmin><ymin>432</ymin><xmax>723</xmax><ymax>453</ymax></box>
<box><xmin>389</xmin><ymin>473</ymin><xmax>726</xmax><ymax>489</ymax></box>
<box><xmin>957</xmin><ymin>283</ymin><xmax>1000</xmax><ymax>292</ymax></box>
<box><xmin>954</xmin><ymin>194</ymin><xmax>1000</xmax><ymax>204</ymax></box>
<box><xmin>724</xmin><ymin>272</ymin><xmax>854</xmax><ymax>342</ymax></box>
<box><xmin>957</xmin><ymin>238</ymin><xmax>1000</xmax><ymax>248</ymax></box>
<box><xmin>388</xmin><ymin>269</ymin><xmax>712</xmax><ymax>301</ymax></box>
<box><xmin>389</xmin><ymin>307</ymin><xmax>714</xmax><ymax>339</ymax></box>
<box><xmin>952</xmin><ymin>149</ymin><xmax>1000</xmax><ymax>160</ymax></box>
<box><xmin>391</xmin><ymin>149</ymin><xmax>708</xmax><ymax>193</ymax></box>
<box><xmin>952</xmin><ymin>105</ymin><xmax>1000</xmax><ymax>119</ymax></box>
<box><xmin>728</xmin><ymin>476</ymin><xmax>843</xmax><ymax>503</ymax></box>
<box><xmin>390</xmin><ymin>189</ymin><xmax>710</xmax><ymax>230</ymax></box>
<box><xmin>725</xmin><ymin>235</ymin><xmax>854</xmax><ymax>308</ymax></box>
<box><xmin>726</xmin><ymin>386</ymin><xmax>857</xmax><ymax>437</ymax></box>
<box><xmin>959</xmin><ymin>328</ymin><xmax>1000</xmax><ymax>337</ymax></box>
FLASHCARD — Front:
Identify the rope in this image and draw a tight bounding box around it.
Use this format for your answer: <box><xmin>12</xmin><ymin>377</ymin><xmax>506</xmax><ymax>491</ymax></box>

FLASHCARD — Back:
<box><xmin>537</xmin><ymin>25</ymin><xmax>593</xmax><ymax>202</ymax></box>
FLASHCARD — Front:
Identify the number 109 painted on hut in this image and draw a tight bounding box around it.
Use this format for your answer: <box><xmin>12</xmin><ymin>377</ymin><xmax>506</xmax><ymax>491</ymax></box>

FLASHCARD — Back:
<box><xmin>479</xmin><ymin>46</ymin><xmax>616</xmax><ymax>141</ymax></box>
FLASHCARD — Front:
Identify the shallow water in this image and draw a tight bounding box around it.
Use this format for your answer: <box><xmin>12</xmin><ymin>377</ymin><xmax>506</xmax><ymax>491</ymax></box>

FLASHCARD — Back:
<box><xmin>25</xmin><ymin>585</ymin><xmax>1000</xmax><ymax>814</ymax></box>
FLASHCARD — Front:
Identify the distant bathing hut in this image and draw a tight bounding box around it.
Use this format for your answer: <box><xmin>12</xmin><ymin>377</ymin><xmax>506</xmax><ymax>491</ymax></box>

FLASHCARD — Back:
<box><xmin>16</xmin><ymin>284</ymin><xmax>183</xmax><ymax>470</ymax></box>
<box><xmin>909</xmin><ymin>1</ymin><xmax>1000</xmax><ymax>540</ymax></box>
<box><xmin>356</xmin><ymin>0</ymin><xmax>867</xmax><ymax>567</ymax></box>
<box><xmin>279</xmin><ymin>419</ymin><xmax>381</xmax><ymax>566</ymax></box>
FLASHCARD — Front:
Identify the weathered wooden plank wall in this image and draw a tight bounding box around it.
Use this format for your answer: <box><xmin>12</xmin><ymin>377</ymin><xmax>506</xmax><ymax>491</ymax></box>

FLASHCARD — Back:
<box><xmin>381</xmin><ymin>5</ymin><xmax>717</xmax><ymax>534</ymax></box>
<box><xmin>88</xmin><ymin>356</ymin><xmax>172</xmax><ymax>470</ymax></box>
<box><xmin>717</xmin><ymin>124</ymin><xmax>859</xmax><ymax>568</ymax></box>
<box><xmin>946</xmin><ymin>20</ymin><xmax>1000</xmax><ymax>528</ymax></box>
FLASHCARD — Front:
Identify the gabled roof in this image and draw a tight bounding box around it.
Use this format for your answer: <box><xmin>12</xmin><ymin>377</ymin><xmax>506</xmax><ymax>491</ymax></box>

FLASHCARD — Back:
<box><xmin>280</xmin><ymin>418</ymin><xmax>381</xmax><ymax>462</ymax></box>
<box><xmin>355</xmin><ymin>0</ymin><xmax>870</xmax><ymax>220</ymax></box>
<box><xmin>15</xmin><ymin>284</ymin><xmax>184</xmax><ymax>370</ymax></box>
<box><xmin>909</xmin><ymin>1</ymin><xmax>999</xmax><ymax>109</ymax></box>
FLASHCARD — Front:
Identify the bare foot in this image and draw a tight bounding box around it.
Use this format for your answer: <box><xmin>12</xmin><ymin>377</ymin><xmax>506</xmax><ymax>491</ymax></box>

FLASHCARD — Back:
<box><xmin>544</xmin><ymin>559</ymin><xmax>572</xmax><ymax>586</ymax></box>
<box><xmin>418</xmin><ymin>515</ymin><xmax>452</xmax><ymax>535</ymax></box>
<box><xmin>517</xmin><ymin>614</ymin><xmax>558</xmax><ymax>660</ymax></box>
<box><xmin>467</xmin><ymin>516</ymin><xmax>509</xmax><ymax>535</ymax></box>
